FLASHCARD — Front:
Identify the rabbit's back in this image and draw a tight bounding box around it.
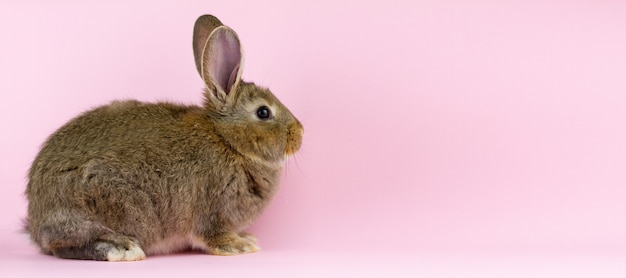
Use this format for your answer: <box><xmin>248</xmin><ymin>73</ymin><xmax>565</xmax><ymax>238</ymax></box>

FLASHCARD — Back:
<box><xmin>38</xmin><ymin>101</ymin><xmax>199</xmax><ymax>157</ymax></box>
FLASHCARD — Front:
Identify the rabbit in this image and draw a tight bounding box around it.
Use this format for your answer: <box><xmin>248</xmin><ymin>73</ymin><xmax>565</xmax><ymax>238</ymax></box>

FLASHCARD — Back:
<box><xmin>24</xmin><ymin>14</ymin><xmax>303</xmax><ymax>261</ymax></box>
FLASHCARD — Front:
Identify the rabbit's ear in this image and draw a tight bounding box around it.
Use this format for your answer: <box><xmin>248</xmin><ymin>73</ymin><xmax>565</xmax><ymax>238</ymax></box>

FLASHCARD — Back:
<box><xmin>195</xmin><ymin>16</ymin><xmax>244</xmax><ymax>105</ymax></box>
<box><xmin>193</xmin><ymin>15</ymin><xmax>223</xmax><ymax>77</ymax></box>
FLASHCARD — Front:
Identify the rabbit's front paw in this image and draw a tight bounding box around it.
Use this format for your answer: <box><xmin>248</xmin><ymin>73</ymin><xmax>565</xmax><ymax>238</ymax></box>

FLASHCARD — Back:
<box><xmin>208</xmin><ymin>233</ymin><xmax>260</xmax><ymax>256</ymax></box>
<box><xmin>238</xmin><ymin>232</ymin><xmax>258</xmax><ymax>244</ymax></box>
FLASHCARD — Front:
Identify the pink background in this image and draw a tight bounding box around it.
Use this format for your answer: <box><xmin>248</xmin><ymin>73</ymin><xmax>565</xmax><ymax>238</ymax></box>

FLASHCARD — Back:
<box><xmin>1</xmin><ymin>0</ymin><xmax>626</xmax><ymax>276</ymax></box>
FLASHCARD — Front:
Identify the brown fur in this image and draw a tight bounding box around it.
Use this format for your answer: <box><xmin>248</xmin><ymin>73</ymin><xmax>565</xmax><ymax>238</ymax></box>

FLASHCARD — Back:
<box><xmin>25</xmin><ymin>15</ymin><xmax>303</xmax><ymax>261</ymax></box>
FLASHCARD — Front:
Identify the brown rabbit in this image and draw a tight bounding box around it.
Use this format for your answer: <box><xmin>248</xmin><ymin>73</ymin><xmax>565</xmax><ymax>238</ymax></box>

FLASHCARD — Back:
<box><xmin>25</xmin><ymin>14</ymin><xmax>303</xmax><ymax>261</ymax></box>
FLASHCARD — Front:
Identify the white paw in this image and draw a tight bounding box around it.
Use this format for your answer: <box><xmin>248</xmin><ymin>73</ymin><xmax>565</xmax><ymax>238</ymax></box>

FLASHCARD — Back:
<box><xmin>101</xmin><ymin>241</ymin><xmax>146</xmax><ymax>262</ymax></box>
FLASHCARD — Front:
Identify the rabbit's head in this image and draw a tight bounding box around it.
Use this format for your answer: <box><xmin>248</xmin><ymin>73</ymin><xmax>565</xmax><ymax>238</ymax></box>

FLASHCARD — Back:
<box><xmin>192</xmin><ymin>15</ymin><xmax>303</xmax><ymax>165</ymax></box>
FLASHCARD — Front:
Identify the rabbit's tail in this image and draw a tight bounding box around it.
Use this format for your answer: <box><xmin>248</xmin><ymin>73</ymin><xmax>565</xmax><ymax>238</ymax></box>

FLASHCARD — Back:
<box><xmin>21</xmin><ymin>217</ymin><xmax>29</xmax><ymax>234</ymax></box>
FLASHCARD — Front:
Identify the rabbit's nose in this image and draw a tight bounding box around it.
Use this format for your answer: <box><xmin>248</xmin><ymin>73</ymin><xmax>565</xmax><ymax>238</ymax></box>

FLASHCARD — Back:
<box><xmin>295</xmin><ymin>119</ymin><xmax>304</xmax><ymax>134</ymax></box>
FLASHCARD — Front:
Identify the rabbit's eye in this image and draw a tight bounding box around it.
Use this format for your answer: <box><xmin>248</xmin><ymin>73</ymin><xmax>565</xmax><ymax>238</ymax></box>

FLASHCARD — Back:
<box><xmin>256</xmin><ymin>106</ymin><xmax>272</xmax><ymax>120</ymax></box>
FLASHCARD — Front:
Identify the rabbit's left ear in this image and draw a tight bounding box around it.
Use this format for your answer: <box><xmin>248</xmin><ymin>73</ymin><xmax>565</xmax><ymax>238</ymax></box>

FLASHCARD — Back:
<box><xmin>193</xmin><ymin>15</ymin><xmax>223</xmax><ymax>77</ymax></box>
<box><xmin>193</xmin><ymin>15</ymin><xmax>244</xmax><ymax>104</ymax></box>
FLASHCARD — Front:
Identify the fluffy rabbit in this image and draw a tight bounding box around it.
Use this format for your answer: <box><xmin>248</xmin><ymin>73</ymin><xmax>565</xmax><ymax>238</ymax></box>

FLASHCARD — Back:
<box><xmin>25</xmin><ymin>14</ymin><xmax>303</xmax><ymax>261</ymax></box>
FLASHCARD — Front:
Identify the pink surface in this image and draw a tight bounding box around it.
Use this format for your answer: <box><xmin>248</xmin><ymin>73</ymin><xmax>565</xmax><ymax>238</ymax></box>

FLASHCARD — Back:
<box><xmin>1</xmin><ymin>0</ymin><xmax>626</xmax><ymax>276</ymax></box>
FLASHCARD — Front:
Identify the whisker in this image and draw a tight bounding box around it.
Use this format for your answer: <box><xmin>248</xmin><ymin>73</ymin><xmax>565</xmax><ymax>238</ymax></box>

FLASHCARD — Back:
<box><xmin>284</xmin><ymin>148</ymin><xmax>306</xmax><ymax>183</ymax></box>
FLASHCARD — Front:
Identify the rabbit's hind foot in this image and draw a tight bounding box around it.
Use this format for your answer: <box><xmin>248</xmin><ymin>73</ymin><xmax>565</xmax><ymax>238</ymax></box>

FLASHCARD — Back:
<box><xmin>52</xmin><ymin>234</ymin><xmax>146</xmax><ymax>262</ymax></box>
